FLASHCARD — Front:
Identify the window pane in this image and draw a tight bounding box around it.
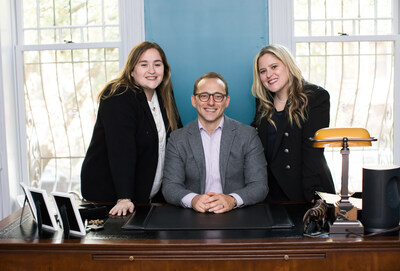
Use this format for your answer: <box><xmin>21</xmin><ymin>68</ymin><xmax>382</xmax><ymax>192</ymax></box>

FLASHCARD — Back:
<box><xmin>326</xmin><ymin>0</ymin><xmax>341</xmax><ymax>19</ymax></box>
<box><xmin>55</xmin><ymin>0</ymin><xmax>71</xmax><ymax>26</ymax></box>
<box><xmin>294</xmin><ymin>0</ymin><xmax>393</xmax><ymax>36</ymax></box>
<box><xmin>310</xmin><ymin>0</ymin><xmax>324</xmax><ymax>19</ymax></box>
<box><xmin>296</xmin><ymin>41</ymin><xmax>394</xmax><ymax>192</ymax></box>
<box><xmin>342</xmin><ymin>0</ymin><xmax>358</xmax><ymax>18</ymax></box>
<box><xmin>88</xmin><ymin>27</ymin><xmax>103</xmax><ymax>42</ymax></box>
<box><xmin>24</xmin><ymin>30</ymin><xmax>38</xmax><ymax>45</ymax></box>
<box><xmin>23</xmin><ymin>48</ymin><xmax>120</xmax><ymax>193</ymax></box>
<box><xmin>377</xmin><ymin>0</ymin><xmax>392</xmax><ymax>17</ymax></box>
<box><xmin>105</xmin><ymin>26</ymin><xmax>120</xmax><ymax>41</ymax></box>
<box><xmin>40</xmin><ymin>29</ymin><xmax>57</xmax><ymax>44</ymax></box>
<box><xmin>360</xmin><ymin>0</ymin><xmax>374</xmax><ymax>18</ymax></box>
<box><xmin>71</xmin><ymin>0</ymin><xmax>88</xmax><ymax>25</ymax></box>
<box><xmin>311</xmin><ymin>21</ymin><xmax>326</xmax><ymax>36</ymax></box>
<box><xmin>22</xmin><ymin>0</ymin><xmax>120</xmax><ymax>44</ymax></box>
<box><xmin>333</xmin><ymin>21</ymin><xmax>344</xmax><ymax>36</ymax></box>
<box><xmin>294</xmin><ymin>0</ymin><xmax>308</xmax><ymax>19</ymax></box>
<box><xmin>360</xmin><ymin>20</ymin><xmax>376</xmax><ymax>35</ymax></box>
<box><xmin>22</xmin><ymin>0</ymin><xmax>37</xmax><ymax>27</ymax></box>
<box><xmin>39</xmin><ymin>1</ymin><xmax>54</xmax><ymax>27</ymax></box>
<box><xmin>295</xmin><ymin>21</ymin><xmax>309</xmax><ymax>36</ymax></box>
<box><xmin>105</xmin><ymin>48</ymin><xmax>119</xmax><ymax>61</ymax></box>
<box><xmin>87</xmin><ymin>0</ymin><xmax>102</xmax><ymax>25</ymax></box>
<box><xmin>342</xmin><ymin>20</ymin><xmax>354</xmax><ymax>35</ymax></box>
<box><xmin>104</xmin><ymin>0</ymin><xmax>119</xmax><ymax>24</ymax></box>
<box><xmin>377</xmin><ymin>20</ymin><xmax>392</xmax><ymax>35</ymax></box>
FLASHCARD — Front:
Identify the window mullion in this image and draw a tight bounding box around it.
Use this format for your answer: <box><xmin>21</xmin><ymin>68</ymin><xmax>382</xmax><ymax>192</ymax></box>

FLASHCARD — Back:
<box><xmin>294</xmin><ymin>35</ymin><xmax>398</xmax><ymax>43</ymax></box>
<box><xmin>394</xmin><ymin>0</ymin><xmax>399</xmax><ymax>34</ymax></box>
<box><xmin>14</xmin><ymin>46</ymin><xmax>30</xmax><ymax>187</ymax></box>
<box><xmin>37</xmin><ymin>0</ymin><xmax>42</xmax><ymax>44</ymax></box>
<box><xmin>15</xmin><ymin>0</ymin><xmax>24</xmax><ymax>45</ymax></box>
<box><xmin>17</xmin><ymin>42</ymin><xmax>121</xmax><ymax>52</ymax></box>
<box><xmin>101</xmin><ymin>0</ymin><xmax>105</xmax><ymax>43</ymax></box>
<box><xmin>392</xmin><ymin>0</ymin><xmax>400</xmax><ymax>166</ymax></box>
<box><xmin>308</xmin><ymin>0</ymin><xmax>312</xmax><ymax>36</ymax></box>
<box><xmin>394</xmin><ymin>37</ymin><xmax>400</xmax><ymax>165</ymax></box>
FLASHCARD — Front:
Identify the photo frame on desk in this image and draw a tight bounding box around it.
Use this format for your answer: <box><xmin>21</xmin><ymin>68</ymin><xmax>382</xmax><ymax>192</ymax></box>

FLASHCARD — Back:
<box><xmin>51</xmin><ymin>192</ymin><xmax>86</xmax><ymax>237</ymax></box>
<box><xmin>26</xmin><ymin>186</ymin><xmax>58</xmax><ymax>232</ymax></box>
<box><xmin>19</xmin><ymin>182</ymin><xmax>37</xmax><ymax>223</ymax></box>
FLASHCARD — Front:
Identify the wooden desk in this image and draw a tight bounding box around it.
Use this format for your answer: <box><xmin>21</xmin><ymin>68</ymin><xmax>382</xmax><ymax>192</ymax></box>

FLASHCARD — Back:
<box><xmin>0</xmin><ymin>203</ymin><xmax>399</xmax><ymax>271</ymax></box>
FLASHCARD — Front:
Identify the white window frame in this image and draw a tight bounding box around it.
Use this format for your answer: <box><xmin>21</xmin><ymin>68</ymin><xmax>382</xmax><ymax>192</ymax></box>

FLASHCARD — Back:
<box><xmin>0</xmin><ymin>35</ymin><xmax>11</xmax><ymax>220</ymax></box>
<box><xmin>0</xmin><ymin>0</ymin><xmax>145</xmax><ymax>220</ymax></box>
<box><xmin>269</xmin><ymin>0</ymin><xmax>400</xmax><ymax>168</ymax></box>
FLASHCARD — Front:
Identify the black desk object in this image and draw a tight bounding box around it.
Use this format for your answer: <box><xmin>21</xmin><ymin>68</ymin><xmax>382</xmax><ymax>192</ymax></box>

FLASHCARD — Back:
<box><xmin>122</xmin><ymin>204</ymin><xmax>294</xmax><ymax>230</ymax></box>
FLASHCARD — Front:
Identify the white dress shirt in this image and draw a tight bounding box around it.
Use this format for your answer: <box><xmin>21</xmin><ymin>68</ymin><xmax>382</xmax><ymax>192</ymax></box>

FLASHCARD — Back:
<box><xmin>148</xmin><ymin>92</ymin><xmax>166</xmax><ymax>199</ymax></box>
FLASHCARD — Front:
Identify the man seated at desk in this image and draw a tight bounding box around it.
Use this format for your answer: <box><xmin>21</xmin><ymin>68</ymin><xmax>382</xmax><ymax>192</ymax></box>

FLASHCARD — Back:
<box><xmin>162</xmin><ymin>72</ymin><xmax>268</xmax><ymax>213</ymax></box>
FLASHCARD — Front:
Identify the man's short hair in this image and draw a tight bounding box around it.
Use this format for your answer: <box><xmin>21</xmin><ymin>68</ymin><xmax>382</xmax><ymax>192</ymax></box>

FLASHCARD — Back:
<box><xmin>193</xmin><ymin>72</ymin><xmax>229</xmax><ymax>95</ymax></box>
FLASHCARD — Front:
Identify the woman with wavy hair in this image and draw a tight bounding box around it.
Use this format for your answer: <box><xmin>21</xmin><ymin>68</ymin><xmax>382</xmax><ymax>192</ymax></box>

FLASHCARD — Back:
<box><xmin>251</xmin><ymin>44</ymin><xmax>334</xmax><ymax>202</ymax></box>
<box><xmin>81</xmin><ymin>41</ymin><xmax>181</xmax><ymax>215</ymax></box>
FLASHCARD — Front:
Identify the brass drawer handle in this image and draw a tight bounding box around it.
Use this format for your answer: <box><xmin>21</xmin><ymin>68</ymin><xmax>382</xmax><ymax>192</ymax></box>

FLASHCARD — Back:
<box><xmin>284</xmin><ymin>255</ymin><xmax>289</xmax><ymax>261</ymax></box>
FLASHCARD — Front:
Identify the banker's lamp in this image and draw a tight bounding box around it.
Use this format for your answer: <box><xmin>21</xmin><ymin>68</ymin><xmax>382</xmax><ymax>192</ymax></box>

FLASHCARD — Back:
<box><xmin>312</xmin><ymin>128</ymin><xmax>377</xmax><ymax>235</ymax></box>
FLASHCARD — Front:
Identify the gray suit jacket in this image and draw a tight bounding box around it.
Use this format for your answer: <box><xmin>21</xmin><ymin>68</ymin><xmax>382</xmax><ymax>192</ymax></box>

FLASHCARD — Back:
<box><xmin>162</xmin><ymin>115</ymin><xmax>268</xmax><ymax>207</ymax></box>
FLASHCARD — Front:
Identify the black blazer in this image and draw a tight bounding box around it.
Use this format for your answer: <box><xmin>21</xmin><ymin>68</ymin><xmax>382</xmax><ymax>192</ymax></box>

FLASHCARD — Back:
<box><xmin>252</xmin><ymin>84</ymin><xmax>335</xmax><ymax>201</ymax></box>
<box><xmin>81</xmin><ymin>87</ymin><xmax>179</xmax><ymax>203</ymax></box>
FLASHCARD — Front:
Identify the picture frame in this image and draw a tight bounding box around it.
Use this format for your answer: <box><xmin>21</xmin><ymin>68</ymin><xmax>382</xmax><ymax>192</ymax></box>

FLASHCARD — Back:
<box><xmin>26</xmin><ymin>186</ymin><xmax>59</xmax><ymax>232</ymax></box>
<box><xmin>19</xmin><ymin>182</ymin><xmax>37</xmax><ymax>222</ymax></box>
<box><xmin>51</xmin><ymin>192</ymin><xmax>86</xmax><ymax>237</ymax></box>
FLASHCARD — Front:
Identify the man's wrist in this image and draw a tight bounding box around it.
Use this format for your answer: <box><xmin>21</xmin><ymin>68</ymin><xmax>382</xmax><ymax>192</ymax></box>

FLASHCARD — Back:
<box><xmin>230</xmin><ymin>195</ymin><xmax>237</xmax><ymax>207</ymax></box>
<box><xmin>117</xmin><ymin>198</ymin><xmax>131</xmax><ymax>203</ymax></box>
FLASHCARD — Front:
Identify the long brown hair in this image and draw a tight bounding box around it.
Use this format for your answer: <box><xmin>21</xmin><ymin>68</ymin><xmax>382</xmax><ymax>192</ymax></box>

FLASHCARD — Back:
<box><xmin>98</xmin><ymin>41</ymin><xmax>180</xmax><ymax>131</ymax></box>
<box><xmin>251</xmin><ymin>44</ymin><xmax>308</xmax><ymax>128</ymax></box>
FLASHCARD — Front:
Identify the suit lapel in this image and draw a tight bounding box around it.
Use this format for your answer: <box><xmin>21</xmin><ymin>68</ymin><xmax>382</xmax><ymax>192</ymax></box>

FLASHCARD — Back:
<box><xmin>219</xmin><ymin>116</ymin><xmax>235</xmax><ymax>188</ymax></box>
<box><xmin>138</xmin><ymin>91</ymin><xmax>158</xmax><ymax>134</ymax></box>
<box><xmin>156</xmin><ymin>90</ymin><xmax>170</xmax><ymax>135</ymax></box>
<box><xmin>187</xmin><ymin>121</ymin><xmax>206</xmax><ymax>194</ymax></box>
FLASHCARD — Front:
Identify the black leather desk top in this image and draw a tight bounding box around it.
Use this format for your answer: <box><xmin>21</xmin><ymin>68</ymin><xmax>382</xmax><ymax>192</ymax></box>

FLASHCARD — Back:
<box><xmin>122</xmin><ymin>204</ymin><xmax>294</xmax><ymax>230</ymax></box>
<box><xmin>0</xmin><ymin>203</ymin><xmax>307</xmax><ymax>240</ymax></box>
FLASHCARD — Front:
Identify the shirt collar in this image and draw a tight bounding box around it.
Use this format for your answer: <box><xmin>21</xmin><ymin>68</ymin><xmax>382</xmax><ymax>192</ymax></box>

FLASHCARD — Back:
<box><xmin>198</xmin><ymin>116</ymin><xmax>224</xmax><ymax>133</ymax></box>
<box><xmin>149</xmin><ymin>91</ymin><xmax>158</xmax><ymax>103</ymax></box>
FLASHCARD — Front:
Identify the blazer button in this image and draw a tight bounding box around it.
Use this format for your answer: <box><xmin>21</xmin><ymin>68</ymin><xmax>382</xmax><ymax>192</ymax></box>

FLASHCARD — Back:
<box><xmin>284</xmin><ymin>132</ymin><xmax>289</xmax><ymax>137</ymax></box>
<box><xmin>285</xmin><ymin>165</ymin><xmax>291</xmax><ymax>170</ymax></box>
<box><xmin>284</xmin><ymin>148</ymin><xmax>289</xmax><ymax>153</ymax></box>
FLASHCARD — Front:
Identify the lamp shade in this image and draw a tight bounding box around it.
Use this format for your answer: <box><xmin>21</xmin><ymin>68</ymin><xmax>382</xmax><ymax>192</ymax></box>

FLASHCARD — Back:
<box><xmin>312</xmin><ymin>128</ymin><xmax>375</xmax><ymax>148</ymax></box>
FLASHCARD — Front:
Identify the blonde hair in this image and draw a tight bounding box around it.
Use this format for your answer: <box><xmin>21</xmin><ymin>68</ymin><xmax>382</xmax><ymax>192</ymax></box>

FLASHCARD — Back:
<box><xmin>98</xmin><ymin>41</ymin><xmax>180</xmax><ymax>131</ymax></box>
<box><xmin>251</xmin><ymin>44</ymin><xmax>308</xmax><ymax>128</ymax></box>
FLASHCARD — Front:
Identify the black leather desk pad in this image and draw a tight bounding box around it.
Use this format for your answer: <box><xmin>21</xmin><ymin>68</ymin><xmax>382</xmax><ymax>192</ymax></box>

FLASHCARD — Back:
<box><xmin>0</xmin><ymin>203</ymin><xmax>307</xmax><ymax>240</ymax></box>
<box><xmin>122</xmin><ymin>204</ymin><xmax>294</xmax><ymax>230</ymax></box>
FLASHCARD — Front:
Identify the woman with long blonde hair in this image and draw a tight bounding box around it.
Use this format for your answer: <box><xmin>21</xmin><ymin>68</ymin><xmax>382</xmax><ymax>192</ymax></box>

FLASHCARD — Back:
<box><xmin>251</xmin><ymin>44</ymin><xmax>334</xmax><ymax>202</ymax></box>
<box><xmin>81</xmin><ymin>41</ymin><xmax>181</xmax><ymax>215</ymax></box>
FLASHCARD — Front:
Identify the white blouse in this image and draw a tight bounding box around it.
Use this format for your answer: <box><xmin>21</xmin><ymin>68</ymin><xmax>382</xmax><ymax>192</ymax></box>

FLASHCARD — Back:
<box><xmin>148</xmin><ymin>92</ymin><xmax>166</xmax><ymax>199</ymax></box>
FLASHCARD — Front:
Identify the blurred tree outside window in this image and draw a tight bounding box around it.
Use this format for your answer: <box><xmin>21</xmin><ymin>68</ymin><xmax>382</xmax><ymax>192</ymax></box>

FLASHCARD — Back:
<box><xmin>293</xmin><ymin>0</ymin><xmax>397</xmax><ymax>192</ymax></box>
<box><xmin>19</xmin><ymin>0</ymin><xmax>120</xmax><ymax>195</ymax></box>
